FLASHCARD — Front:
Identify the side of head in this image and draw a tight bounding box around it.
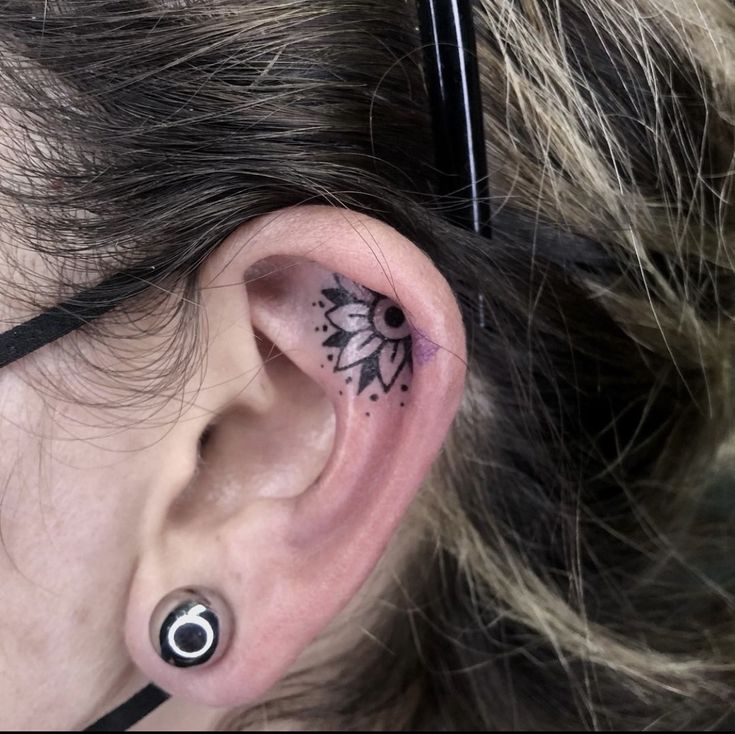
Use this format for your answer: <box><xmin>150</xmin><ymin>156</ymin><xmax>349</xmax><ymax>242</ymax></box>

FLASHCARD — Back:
<box><xmin>1</xmin><ymin>0</ymin><xmax>734</xmax><ymax>730</ymax></box>
<box><xmin>0</xmin><ymin>199</ymin><xmax>467</xmax><ymax>725</ymax></box>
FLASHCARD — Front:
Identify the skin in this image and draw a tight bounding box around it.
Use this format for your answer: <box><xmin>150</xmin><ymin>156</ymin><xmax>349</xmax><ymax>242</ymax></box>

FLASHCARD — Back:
<box><xmin>0</xmin><ymin>206</ymin><xmax>466</xmax><ymax>730</ymax></box>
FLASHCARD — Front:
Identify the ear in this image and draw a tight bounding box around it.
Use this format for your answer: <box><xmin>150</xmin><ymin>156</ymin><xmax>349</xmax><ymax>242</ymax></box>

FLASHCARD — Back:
<box><xmin>123</xmin><ymin>205</ymin><xmax>466</xmax><ymax>708</ymax></box>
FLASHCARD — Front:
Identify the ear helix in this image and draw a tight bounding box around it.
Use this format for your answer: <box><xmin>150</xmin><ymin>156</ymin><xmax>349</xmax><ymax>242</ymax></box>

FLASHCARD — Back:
<box><xmin>150</xmin><ymin>588</ymin><xmax>233</xmax><ymax>668</ymax></box>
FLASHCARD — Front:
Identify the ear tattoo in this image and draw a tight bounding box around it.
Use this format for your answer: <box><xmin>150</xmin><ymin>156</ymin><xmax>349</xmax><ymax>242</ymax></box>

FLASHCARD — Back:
<box><xmin>315</xmin><ymin>275</ymin><xmax>413</xmax><ymax>400</ymax></box>
<box><xmin>151</xmin><ymin>588</ymin><xmax>232</xmax><ymax>668</ymax></box>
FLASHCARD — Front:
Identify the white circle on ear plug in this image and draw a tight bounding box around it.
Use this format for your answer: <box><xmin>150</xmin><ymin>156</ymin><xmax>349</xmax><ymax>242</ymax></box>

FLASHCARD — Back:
<box><xmin>166</xmin><ymin>603</ymin><xmax>215</xmax><ymax>660</ymax></box>
<box><xmin>152</xmin><ymin>587</ymin><xmax>232</xmax><ymax>668</ymax></box>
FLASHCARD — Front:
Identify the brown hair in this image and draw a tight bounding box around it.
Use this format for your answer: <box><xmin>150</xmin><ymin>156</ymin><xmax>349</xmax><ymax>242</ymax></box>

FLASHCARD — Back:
<box><xmin>1</xmin><ymin>0</ymin><xmax>734</xmax><ymax>728</ymax></box>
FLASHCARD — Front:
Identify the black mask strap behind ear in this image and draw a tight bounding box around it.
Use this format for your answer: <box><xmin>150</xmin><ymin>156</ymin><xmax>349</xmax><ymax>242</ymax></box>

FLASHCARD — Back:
<box><xmin>84</xmin><ymin>684</ymin><xmax>170</xmax><ymax>732</ymax></box>
<box><xmin>0</xmin><ymin>264</ymin><xmax>162</xmax><ymax>370</ymax></box>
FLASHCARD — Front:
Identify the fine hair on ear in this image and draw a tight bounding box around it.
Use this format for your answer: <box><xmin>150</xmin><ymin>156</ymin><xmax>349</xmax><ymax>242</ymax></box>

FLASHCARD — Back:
<box><xmin>1</xmin><ymin>0</ymin><xmax>735</xmax><ymax>730</ymax></box>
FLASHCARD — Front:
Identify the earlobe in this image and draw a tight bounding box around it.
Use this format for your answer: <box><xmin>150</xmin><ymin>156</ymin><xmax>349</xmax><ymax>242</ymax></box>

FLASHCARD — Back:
<box><xmin>123</xmin><ymin>206</ymin><xmax>466</xmax><ymax>708</ymax></box>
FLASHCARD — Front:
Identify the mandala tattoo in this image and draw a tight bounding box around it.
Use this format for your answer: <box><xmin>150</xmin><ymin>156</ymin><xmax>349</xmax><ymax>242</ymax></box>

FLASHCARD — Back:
<box><xmin>315</xmin><ymin>275</ymin><xmax>413</xmax><ymax>398</ymax></box>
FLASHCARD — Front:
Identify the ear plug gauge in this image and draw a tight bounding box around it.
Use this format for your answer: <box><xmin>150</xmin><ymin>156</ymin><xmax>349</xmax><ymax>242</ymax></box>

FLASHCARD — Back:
<box><xmin>150</xmin><ymin>588</ymin><xmax>232</xmax><ymax>668</ymax></box>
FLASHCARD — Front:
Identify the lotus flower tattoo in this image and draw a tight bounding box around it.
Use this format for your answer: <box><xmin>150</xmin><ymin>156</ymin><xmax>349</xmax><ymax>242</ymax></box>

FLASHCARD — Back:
<box><xmin>318</xmin><ymin>275</ymin><xmax>412</xmax><ymax>396</ymax></box>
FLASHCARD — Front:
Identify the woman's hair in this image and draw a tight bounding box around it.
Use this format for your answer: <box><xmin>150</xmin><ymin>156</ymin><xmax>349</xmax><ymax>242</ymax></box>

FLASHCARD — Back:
<box><xmin>2</xmin><ymin>0</ymin><xmax>735</xmax><ymax>729</ymax></box>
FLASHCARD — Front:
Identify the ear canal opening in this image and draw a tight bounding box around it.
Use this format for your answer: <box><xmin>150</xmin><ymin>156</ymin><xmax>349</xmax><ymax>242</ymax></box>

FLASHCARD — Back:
<box><xmin>167</xmin><ymin>324</ymin><xmax>336</xmax><ymax>529</ymax></box>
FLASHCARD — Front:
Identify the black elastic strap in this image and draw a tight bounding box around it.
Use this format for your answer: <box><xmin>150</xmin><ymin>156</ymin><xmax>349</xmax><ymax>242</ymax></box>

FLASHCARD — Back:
<box><xmin>0</xmin><ymin>265</ymin><xmax>160</xmax><ymax>370</ymax></box>
<box><xmin>84</xmin><ymin>684</ymin><xmax>170</xmax><ymax>732</ymax></box>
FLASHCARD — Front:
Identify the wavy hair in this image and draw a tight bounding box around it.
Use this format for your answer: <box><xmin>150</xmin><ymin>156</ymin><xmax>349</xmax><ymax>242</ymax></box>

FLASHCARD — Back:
<box><xmin>1</xmin><ymin>0</ymin><xmax>734</xmax><ymax>729</ymax></box>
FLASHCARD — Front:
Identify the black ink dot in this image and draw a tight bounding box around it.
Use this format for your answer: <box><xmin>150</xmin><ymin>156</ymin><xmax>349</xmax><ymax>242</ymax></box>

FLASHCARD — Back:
<box><xmin>327</xmin><ymin>354</ymin><xmax>334</xmax><ymax>362</ymax></box>
<box><xmin>339</xmin><ymin>390</ymin><xmax>343</xmax><ymax>395</ymax></box>
<box><xmin>312</xmin><ymin>302</ymin><xmax>316</xmax><ymax>307</ymax></box>
<box><xmin>322</xmin><ymin>325</ymin><xmax>328</xmax><ymax>332</ymax></box>
<box><xmin>400</xmin><ymin>402</ymin><xmax>405</xmax><ymax>407</ymax></box>
<box><xmin>346</xmin><ymin>377</ymin><xmax>353</xmax><ymax>384</ymax></box>
<box><xmin>315</xmin><ymin>326</ymin><xmax>320</xmax><ymax>332</ymax></box>
<box><xmin>401</xmin><ymin>385</ymin><xmax>408</xmax><ymax>392</ymax></box>
<box><xmin>370</xmin><ymin>394</ymin><xmax>378</xmax><ymax>402</ymax></box>
<box><xmin>385</xmin><ymin>306</ymin><xmax>405</xmax><ymax>329</ymax></box>
<box><xmin>365</xmin><ymin>412</ymin><xmax>371</xmax><ymax>417</ymax></box>
<box><xmin>318</xmin><ymin>300</ymin><xmax>325</xmax><ymax>308</ymax></box>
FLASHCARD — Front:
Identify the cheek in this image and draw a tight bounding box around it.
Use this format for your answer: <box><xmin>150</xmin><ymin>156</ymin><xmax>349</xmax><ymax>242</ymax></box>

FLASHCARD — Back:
<box><xmin>0</xmin><ymin>375</ymin><xmax>148</xmax><ymax>728</ymax></box>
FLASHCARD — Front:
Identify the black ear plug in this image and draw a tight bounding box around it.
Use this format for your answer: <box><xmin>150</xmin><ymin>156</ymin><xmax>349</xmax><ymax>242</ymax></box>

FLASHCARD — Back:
<box><xmin>151</xmin><ymin>587</ymin><xmax>233</xmax><ymax>668</ymax></box>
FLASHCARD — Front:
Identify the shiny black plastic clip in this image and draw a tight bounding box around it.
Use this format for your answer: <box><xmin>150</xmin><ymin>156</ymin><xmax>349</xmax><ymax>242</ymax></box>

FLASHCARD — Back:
<box><xmin>417</xmin><ymin>0</ymin><xmax>492</xmax><ymax>325</ymax></box>
<box><xmin>417</xmin><ymin>0</ymin><xmax>491</xmax><ymax>237</ymax></box>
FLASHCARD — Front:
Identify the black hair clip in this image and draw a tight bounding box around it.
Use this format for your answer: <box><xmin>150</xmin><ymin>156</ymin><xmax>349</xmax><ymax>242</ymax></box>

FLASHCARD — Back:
<box><xmin>417</xmin><ymin>0</ymin><xmax>492</xmax><ymax>326</ymax></box>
